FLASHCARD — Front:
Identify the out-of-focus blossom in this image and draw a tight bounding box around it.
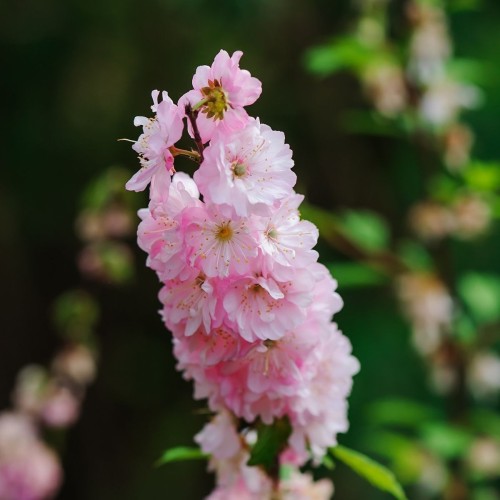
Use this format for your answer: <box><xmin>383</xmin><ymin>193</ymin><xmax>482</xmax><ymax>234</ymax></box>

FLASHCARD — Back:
<box><xmin>467</xmin><ymin>438</ymin><xmax>500</xmax><ymax>477</ymax></box>
<box><xmin>51</xmin><ymin>344</ymin><xmax>96</xmax><ymax>386</ymax></box>
<box><xmin>407</xmin><ymin>3</ymin><xmax>451</xmax><ymax>84</ymax></box>
<box><xmin>419</xmin><ymin>80</ymin><xmax>479</xmax><ymax>128</ymax></box>
<box><xmin>397</xmin><ymin>273</ymin><xmax>453</xmax><ymax>355</ymax></box>
<box><xmin>39</xmin><ymin>384</ymin><xmax>80</xmax><ymax>429</ymax></box>
<box><xmin>363</xmin><ymin>62</ymin><xmax>408</xmax><ymax>117</ymax></box>
<box><xmin>468</xmin><ymin>351</ymin><xmax>500</xmax><ymax>399</ymax></box>
<box><xmin>452</xmin><ymin>195</ymin><xmax>491</xmax><ymax>240</ymax></box>
<box><xmin>0</xmin><ymin>412</ymin><xmax>62</xmax><ymax>500</ymax></box>
<box><xmin>12</xmin><ymin>366</ymin><xmax>47</xmax><ymax>416</ymax></box>
<box><xmin>443</xmin><ymin>124</ymin><xmax>474</xmax><ymax>171</ymax></box>
<box><xmin>408</xmin><ymin>201</ymin><xmax>454</xmax><ymax>241</ymax></box>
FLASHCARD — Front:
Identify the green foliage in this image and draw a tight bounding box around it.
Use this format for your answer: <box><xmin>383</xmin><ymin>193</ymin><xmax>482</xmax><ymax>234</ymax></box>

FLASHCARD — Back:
<box><xmin>305</xmin><ymin>37</ymin><xmax>375</xmax><ymax>76</ymax></box>
<box><xmin>327</xmin><ymin>262</ymin><xmax>387</xmax><ymax>288</ymax></box>
<box><xmin>397</xmin><ymin>241</ymin><xmax>434</xmax><ymax>271</ymax></box>
<box><xmin>458</xmin><ymin>272</ymin><xmax>500</xmax><ymax>324</ymax></box>
<box><xmin>52</xmin><ymin>289</ymin><xmax>100</xmax><ymax>341</ymax></box>
<box><xmin>81</xmin><ymin>166</ymin><xmax>137</xmax><ymax>210</ymax></box>
<box><xmin>156</xmin><ymin>446</ymin><xmax>208</xmax><ymax>467</ymax></box>
<box><xmin>339</xmin><ymin>210</ymin><xmax>390</xmax><ymax>252</ymax></box>
<box><xmin>462</xmin><ymin>161</ymin><xmax>500</xmax><ymax>193</ymax></box>
<box><xmin>248</xmin><ymin>418</ymin><xmax>292</xmax><ymax>473</ymax></box>
<box><xmin>369</xmin><ymin>399</ymin><xmax>440</xmax><ymax>428</ymax></box>
<box><xmin>420</xmin><ymin>422</ymin><xmax>473</xmax><ymax>459</ymax></box>
<box><xmin>330</xmin><ymin>445</ymin><xmax>407</xmax><ymax>500</ymax></box>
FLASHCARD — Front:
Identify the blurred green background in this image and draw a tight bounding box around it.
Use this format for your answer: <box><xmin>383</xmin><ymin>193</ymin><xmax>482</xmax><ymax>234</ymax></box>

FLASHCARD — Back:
<box><xmin>2</xmin><ymin>0</ymin><xmax>500</xmax><ymax>498</ymax></box>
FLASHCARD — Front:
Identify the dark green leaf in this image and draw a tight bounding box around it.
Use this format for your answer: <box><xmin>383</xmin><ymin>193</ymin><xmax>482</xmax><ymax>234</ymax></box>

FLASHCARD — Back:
<box><xmin>330</xmin><ymin>445</ymin><xmax>407</xmax><ymax>499</ymax></box>
<box><xmin>248</xmin><ymin>418</ymin><xmax>292</xmax><ymax>473</ymax></box>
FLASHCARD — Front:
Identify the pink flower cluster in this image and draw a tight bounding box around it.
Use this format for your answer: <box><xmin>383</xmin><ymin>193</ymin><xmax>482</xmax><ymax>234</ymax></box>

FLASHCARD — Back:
<box><xmin>128</xmin><ymin>50</ymin><xmax>359</xmax><ymax>497</ymax></box>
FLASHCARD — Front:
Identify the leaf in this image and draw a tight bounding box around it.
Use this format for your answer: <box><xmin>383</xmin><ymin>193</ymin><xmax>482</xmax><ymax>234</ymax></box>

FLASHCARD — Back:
<box><xmin>155</xmin><ymin>446</ymin><xmax>208</xmax><ymax>467</ymax></box>
<box><xmin>248</xmin><ymin>418</ymin><xmax>292</xmax><ymax>473</ymax></box>
<box><xmin>458</xmin><ymin>273</ymin><xmax>500</xmax><ymax>324</ymax></box>
<box><xmin>330</xmin><ymin>445</ymin><xmax>407</xmax><ymax>499</ymax></box>
<box><xmin>305</xmin><ymin>37</ymin><xmax>374</xmax><ymax>76</ymax></box>
<box><xmin>397</xmin><ymin>241</ymin><xmax>433</xmax><ymax>271</ymax></box>
<box><xmin>420</xmin><ymin>423</ymin><xmax>473</xmax><ymax>459</ymax></box>
<box><xmin>369</xmin><ymin>399</ymin><xmax>440</xmax><ymax>428</ymax></box>
<box><xmin>339</xmin><ymin>210</ymin><xmax>390</xmax><ymax>252</ymax></box>
<box><xmin>327</xmin><ymin>262</ymin><xmax>387</xmax><ymax>288</ymax></box>
<box><xmin>463</xmin><ymin>161</ymin><xmax>500</xmax><ymax>193</ymax></box>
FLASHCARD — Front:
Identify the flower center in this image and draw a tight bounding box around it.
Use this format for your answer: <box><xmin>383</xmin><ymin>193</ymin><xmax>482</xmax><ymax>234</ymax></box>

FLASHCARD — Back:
<box><xmin>266</xmin><ymin>226</ymin><xmax>278</xmax><ymax>240</ymax></box>
<box><xmin>200</xmin><ymin>79</ymin><xmax>228</xmax><ymax>120</ymax></box>
<box><xmin>232</xmin><ymin>162</ymin><xmax>247</xmax><ymax>178</ymax></box>
<box><xmin>263</xmin><ymin>339</ymin><xmax>276</xmax><ymax>349</ymax></box>
<box><xmin>215</xmin><ymin>222</ymin><xmax>233</xmax><ymax>242</ymax></box>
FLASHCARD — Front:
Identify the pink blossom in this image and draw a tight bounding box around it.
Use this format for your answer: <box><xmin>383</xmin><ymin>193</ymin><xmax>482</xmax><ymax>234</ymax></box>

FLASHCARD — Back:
<box><xmin>0</xmin><ymin>412</ymin><xmax>62</xmax><ymax>500</ymax></box>
<box><xmin>180</xmin><ymin>50</ymin><xmax>262</xmax><ymax>143</ymax></box>
<box><xmin>195</xmin><ymin>410</ymin><xmax>241</xmax><ymax>460</ymax></box>
<box><xmin>179</xmin><ymin>324</ymin><xmax>243</xmax><ymax>366</ymax></box>
<box><xmin>159</xmin><ymin>271</ymin><xmax>218</xmax><ymax>336</ymax></box>
<box><xmin>194</xmin><ymin>120</ymin><xmax>295</xmax><ymax>216</ymax></box>
<box><xmin>39</xmin><ymin>385</ymin><xmax>80</xmax><ymax>429</ymax></box>
<box><xmin>184</xmin><ymin>204</ymin><xmax>257</xmax><ymax>278</ymax></box>
<box><xmin>138</xmin><ymin>172</ymin><xmax>201</xmax><ymax>281</ymax></box>
<box><xmin>222</xmin><ymin>272</ymin><xmax>313</xmax><ymax>342</ymax></box>
<box><xmin>257</xmin><ymin>194</ymin><xmax>319</xmax><ymax>270</ymax></box>
<box><xmin>126</xmin><ymin>90</ymin><xmax>183</xmax><ymax>192</ymax></box>
<box><xmin>289</xmin><ymin>325</ymin><xmax>360</xmax><ymax>461</ymax></box>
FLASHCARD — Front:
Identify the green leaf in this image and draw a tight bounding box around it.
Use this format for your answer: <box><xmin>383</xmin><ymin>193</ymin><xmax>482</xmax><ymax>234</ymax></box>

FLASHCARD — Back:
<box><xmin>369</xmin><ymin>399</ymin><xmax>440</xmax><ymax>428</ymax></box>
<box><xmin>470</xmin><ymin>409</ymin><xmax>500</xmax><ymax>439</ymax></box>
<box><xmin>463</xmin><ymin>161</ymin><xmax>500</xmax><ymax>193</ymax></box>
<box><xmin>248</xmin><ymin>418</ymin><xmax>292</xmax><ymax>473</ymax></box>
<box><xmin>330</xmin><ymin>445</ymin><xmax>407</xmax><ymax>499</ymax></box>
<box><xmin>155</xmin><ymin>446</ymin><xmax>208</xmax><ymax>467</ymax></box>
<box><xmin>305</xmin><ymin>37</ymin><xmax>374</xmax><ymax>76</ymax></box>
<box><xmin>420</xmin><ymin>423</ymin><xmax>473</xmax><ymax>459</ymax></box>
<box><xmin>458</xmin><ymin>273</ymin><xmax>500</xmax><ymax>324</ymax></box>
<box><xmin>339</xmin><ymin>210</ymin><xmax>390</xmax><ymax>252</ymax></box>
<box><xmin>397</xmin><ymin>241</ymin><xmax>433</xmax><ymax>271</ymax></box>
<box><xmin>299</xmin><ymin>203</ymin><xmax>340</xmax><ymax>236</ymax></box>
<box><xmin>327</xmin><ymin>262</ymin><xmax>387</xmax><ymax>288</ymax></box>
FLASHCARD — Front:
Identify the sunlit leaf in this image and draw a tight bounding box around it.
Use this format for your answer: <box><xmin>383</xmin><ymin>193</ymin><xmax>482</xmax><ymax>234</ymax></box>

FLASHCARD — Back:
<box><xmin>463</xmin><ymin>161</ymin><xmax>500</xmax><ymax>192</ymax></box>
<box><xmin>458</xmin><ymin>273</ymin><xmax>500</xmax><ymax>324</ymax></box>
<box><xmin>420</xmin><ymin>423</ymin><xmax>472</xmax><ymax>459</ymax></box>
<box><xmin>330</xmin><ymin>445</ymin><xmax>407</xmax><ymax>499</ymax></box>
<box><xmin>305</xmin><ymin>37</ymin><xmax>374</xmax><ymax>76</ymax></box>
<box><xmin>339</xmin><ymin>210</ymin><xmax>390</xmax><ymax>252</ymax></box>
<box><xmin>156</xmin><ymin>446</ymin><xmax>207</xmax><ymax>467</ymax></box>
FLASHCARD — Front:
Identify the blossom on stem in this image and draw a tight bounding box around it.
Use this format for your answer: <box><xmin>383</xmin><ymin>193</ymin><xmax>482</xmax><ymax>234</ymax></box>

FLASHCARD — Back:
<box><xmin>126</xmin><ymin>90</ymin><xmax>184</xmax><ymax>192</ymax></box>
<box><xmin>194</xmin><ymin>120</ymin><xmax>295</xmax><ymax>216</ymax></box>
<box><xmin>180</xmin><ymin>50</ymin><xmax>262</xmax><ymax>143</ymax></box>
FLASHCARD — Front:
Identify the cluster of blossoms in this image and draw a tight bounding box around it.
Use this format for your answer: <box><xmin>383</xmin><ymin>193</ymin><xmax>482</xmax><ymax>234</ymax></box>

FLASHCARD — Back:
<box><xmin>127</xmin><ymin>50</ymin><xmax>359</xmax><ymax>497</ymax></box>
<box><xmin>0</xmin><ymin>344</ymin><xmax>97</xmax><ymax>499</ymax></box>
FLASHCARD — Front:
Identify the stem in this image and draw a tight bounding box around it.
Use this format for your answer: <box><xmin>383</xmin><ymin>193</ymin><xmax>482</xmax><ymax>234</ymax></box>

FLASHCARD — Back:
<box><xmin>185</xmin><ymin>103</ymin><xmax>205</xmax><ymax>162</ymax></box>
<box><xmin>169</xmin><ymin>146</ymin><xmax>201</xmax><ymax>163</ymax></box>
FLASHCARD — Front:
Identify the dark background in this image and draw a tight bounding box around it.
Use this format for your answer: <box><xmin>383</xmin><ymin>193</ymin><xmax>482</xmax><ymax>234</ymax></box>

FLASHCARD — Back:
<box><xmin>1</xmin><ymin>0</ymin><xmax>500</xmax><ymax>498</ymax></box>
